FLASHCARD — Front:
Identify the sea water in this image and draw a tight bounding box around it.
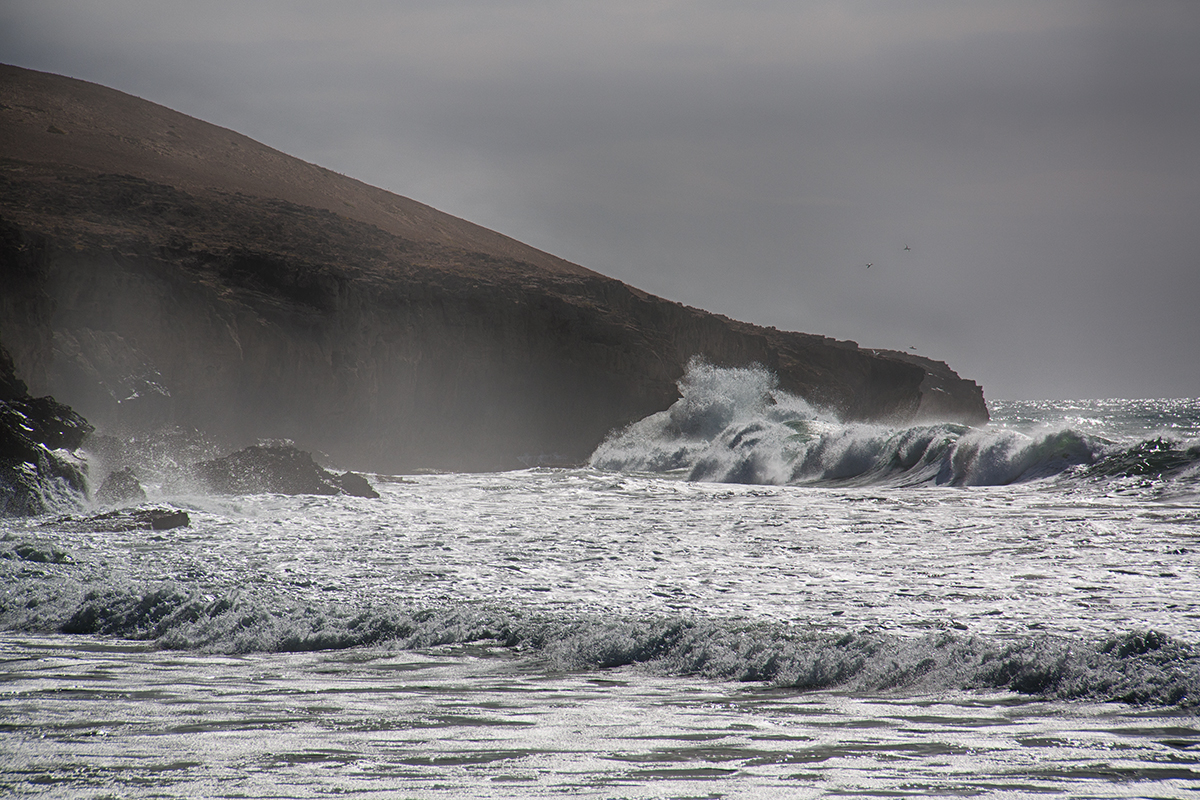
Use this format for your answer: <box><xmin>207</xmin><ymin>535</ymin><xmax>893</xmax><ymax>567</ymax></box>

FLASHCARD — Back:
<box><xmin>2</xmin><ymin>364</ymin><xmax>1199</xmax><ymax>797</ymax></box>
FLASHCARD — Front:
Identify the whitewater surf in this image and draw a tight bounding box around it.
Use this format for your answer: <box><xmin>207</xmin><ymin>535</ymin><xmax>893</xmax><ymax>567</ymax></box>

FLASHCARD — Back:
<box><xmin>2</xmin><ymin>362</ymin><xmax>1198</xmax><ymax>797</ymax></box>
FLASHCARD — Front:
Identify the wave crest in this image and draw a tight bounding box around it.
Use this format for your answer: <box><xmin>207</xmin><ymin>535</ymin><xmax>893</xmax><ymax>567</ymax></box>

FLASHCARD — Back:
<box><xmin>591</xmin><ymin>361</ymin><xmax>1200</xmax><ymax>487</ymax></box>
<box><xmin>11</xmin><ymin>580</ymin><xmax>1197</xmax><ymax>706</ymax></box>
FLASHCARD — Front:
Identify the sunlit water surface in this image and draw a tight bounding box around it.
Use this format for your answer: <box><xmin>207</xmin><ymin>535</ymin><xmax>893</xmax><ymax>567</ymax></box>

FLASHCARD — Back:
<box><xmin>4</xmin><ymin>636</ymin><xmax>1200</xmax><ymax>799</ymax></box>
<box><xmin>3</xmin><ymin>394</ymin><xmax>1200</xmax><ymax>797</ymax></box>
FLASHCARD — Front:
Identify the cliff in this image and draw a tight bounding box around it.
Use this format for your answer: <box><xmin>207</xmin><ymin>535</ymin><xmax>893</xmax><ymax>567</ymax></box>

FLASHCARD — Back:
<box><xmin>0</xmin><ymin>65</ymin><xmax>987</xmax><ymax>473</ymax></box>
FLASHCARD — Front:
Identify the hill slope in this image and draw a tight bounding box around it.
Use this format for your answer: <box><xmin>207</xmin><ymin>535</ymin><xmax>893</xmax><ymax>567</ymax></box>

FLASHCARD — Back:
<box><xmin>0</xmin><ymin>64</ymin><xmax>987</xmax><ymax>472</ymax></box>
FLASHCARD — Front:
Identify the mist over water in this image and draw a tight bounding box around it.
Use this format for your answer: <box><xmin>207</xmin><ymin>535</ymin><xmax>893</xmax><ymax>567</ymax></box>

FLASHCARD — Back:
<box><xmin>2</xmin><ymin>361</ymin><xmax>1200</xmax><ymax>796</ymax></box>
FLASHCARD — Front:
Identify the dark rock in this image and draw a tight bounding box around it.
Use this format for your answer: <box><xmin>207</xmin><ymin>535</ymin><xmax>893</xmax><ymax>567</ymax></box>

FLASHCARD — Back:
<box><xmin>1</xmin><ymin>342</ymin><xmax>91</xmax><ymax>515</ymax></box>
<box><xmin>192</xmin><ymin>443</ymin><xmax>378</xmax><ymax>497</ymax></box>
<box><xmin>95</xmin><ymin>466</ymin><xmax>147</xmax><ymax>506</ymax></box>
<box><xmin>145</xmin><ymin>508</ymin><xmax>189</xmax><ymax>530</ymax></box>
<box><xmin>46</xmin><ymin>507</ymin><xmax>190</xmax><ymax>532</ymax></box>
<box><xmin>335</xmin><ymin>470</ymin><xmax>380</xmax><ymax>499</ymax></box>
<box><xmin>0</xmin><ymin>341</ymin><xmax>30</xmax><ymax>401</ymax></box>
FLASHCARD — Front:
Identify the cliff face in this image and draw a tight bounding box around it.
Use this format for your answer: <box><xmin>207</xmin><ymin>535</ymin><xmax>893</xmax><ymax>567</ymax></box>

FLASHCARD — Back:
<box><xmin>0</xmin><ymin>65</ymin><xmax>987</xmax><ymax>473</ymax></box>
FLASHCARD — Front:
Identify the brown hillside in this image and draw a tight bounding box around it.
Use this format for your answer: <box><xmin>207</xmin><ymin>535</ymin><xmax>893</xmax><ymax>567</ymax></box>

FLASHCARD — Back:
<box><xmin>0</xmin><ymin>63</ymin><xmax>593</xmax><ymax>279</ymax></box>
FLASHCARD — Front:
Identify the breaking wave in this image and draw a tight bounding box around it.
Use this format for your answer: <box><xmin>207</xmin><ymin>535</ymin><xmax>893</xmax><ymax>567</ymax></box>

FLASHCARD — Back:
<box><xmin>590</xmin><ymin>360</ymin><xmax>1200</xmax><ymax>487</ymax></box>
<box><xmin>2</xmin><ymin>580</ymin><xmax>1195</xmax><ymax>707</ymax></box>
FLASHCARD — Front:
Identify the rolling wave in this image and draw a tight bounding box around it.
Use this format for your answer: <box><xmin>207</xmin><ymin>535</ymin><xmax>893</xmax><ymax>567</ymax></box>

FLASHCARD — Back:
<box><xmin>590</xmin><ymin>360</ymin><xmax>1200</xmax><ymax>487</ymax></box>
<box><xmin>3</xmin><ymin>580</ymin><xmax>1195</xmax><ymax>707</ymax></box>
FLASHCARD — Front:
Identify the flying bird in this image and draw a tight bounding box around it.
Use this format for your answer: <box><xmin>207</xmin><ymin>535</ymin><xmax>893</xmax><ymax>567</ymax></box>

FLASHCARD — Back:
<box><xmin>865</xmin><ymin>263</ymin><xmax>872</xmax><ymax>268</ymax></box>
<box><xmin>903</xmin><ymin>245</ymin><xmax>911</xmax><ymax>251</ymax></box>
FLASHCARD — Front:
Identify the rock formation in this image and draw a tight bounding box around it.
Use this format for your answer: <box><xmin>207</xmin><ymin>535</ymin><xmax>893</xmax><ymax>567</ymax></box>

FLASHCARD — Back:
<box><xmin>191</xmin><ymin>443</ymin><xmax>379</xmax><ymax>498</ymax></box>
<box><xmin>0</xmin><ymin>342</ymin><xmax>90</xmax><ymax>515</ymax></box>
<box><xmin>45</xmin><ymin>507</ymin><xmax>190</xmax><ymax>532</ymax></box>
<box><xmin>0</xmin><ymin>64</ymin><xmax>988</xmax><ymax>473</ymax></box>
<box><xmin>94</xmin><ymin>466</ymin><xmax>146</xmax><ymax>506</ymax></box>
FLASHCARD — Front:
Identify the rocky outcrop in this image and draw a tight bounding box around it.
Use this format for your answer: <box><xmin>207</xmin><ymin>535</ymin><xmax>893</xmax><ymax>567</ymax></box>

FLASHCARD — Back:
<box><xmin>192</xmin><ymin>444</ymin><xmax>379</xmax><ymax>498</ymax></box>
<box><xmin>45</xmin><ymin>507</ymin><xmax>190</xmax><ymax>532</ymax></box>
<box><xmin>0</xmin><ymin>341</ymin><xmax>91</xmax><ymax>515</ymax></box>
<box><xmin>0</xmin><ymin>65</ymin><xmax>988</xmax><ymax>472</ymax></box>
<box><xmin>94</xmin><ymin>466</ymin><xmax>146</xmax><ymax>506</ymax></box>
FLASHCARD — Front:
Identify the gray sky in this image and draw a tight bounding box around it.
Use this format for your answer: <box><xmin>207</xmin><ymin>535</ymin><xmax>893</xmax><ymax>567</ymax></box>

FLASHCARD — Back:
<box><xmin>3</xmin><ymin>1</ymin><xmax>1198</xmax><ymax>401</ymax></box>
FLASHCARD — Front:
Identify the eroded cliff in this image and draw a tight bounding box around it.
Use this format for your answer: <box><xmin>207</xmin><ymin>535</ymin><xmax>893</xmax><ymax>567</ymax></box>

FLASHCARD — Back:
<box><xmin>0</xmin><ymin>65</ymin><xmax>987</xmax><ymax>472</ymax></box>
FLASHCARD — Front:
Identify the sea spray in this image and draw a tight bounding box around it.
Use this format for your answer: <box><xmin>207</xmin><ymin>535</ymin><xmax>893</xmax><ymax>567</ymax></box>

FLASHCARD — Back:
<box><xmin>591</xmin><ymin>358</ymin><xmax>825</xmax><ymax>483</ymax></box>
<box><xmin>592</xmin><ymin>360</ymin><xmax>1200</xmax><ymax>488</ymax></box>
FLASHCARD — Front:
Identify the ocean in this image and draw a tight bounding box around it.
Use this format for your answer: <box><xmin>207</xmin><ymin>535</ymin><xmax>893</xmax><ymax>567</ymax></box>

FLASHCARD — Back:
<box><xmin>3</xmin><ymin>363</ymin><xmax>1199</xmax><ymax>798</ymax></box>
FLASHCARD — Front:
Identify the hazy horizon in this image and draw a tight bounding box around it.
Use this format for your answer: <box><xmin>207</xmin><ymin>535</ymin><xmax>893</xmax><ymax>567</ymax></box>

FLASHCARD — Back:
<box><xmin>3</xmin><ymin>1</ymin><xmax>1198</xmax><ymax>402</ymax></box>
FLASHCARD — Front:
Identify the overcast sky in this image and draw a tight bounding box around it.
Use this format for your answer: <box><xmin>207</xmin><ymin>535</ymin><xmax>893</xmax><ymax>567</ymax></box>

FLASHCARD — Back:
<box><xmin>3</xmin><ymin>1</ymin><xmax>1198</xmax><ymax>400</ymax></box>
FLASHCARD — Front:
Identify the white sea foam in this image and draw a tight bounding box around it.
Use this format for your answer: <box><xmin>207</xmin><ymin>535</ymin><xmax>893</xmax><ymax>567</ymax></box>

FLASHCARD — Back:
<box><xmin>3</xmin><ymin>461</ymin><xmax>1198</xmax><ymax>701</ymax></box>
<box><xmin>592</xmin><ymin>361</ymin><xmax>1200</xmax><ymax>488</ymax></box>
<box><xmin>3</xmin><ymin>384</ymin><xmax>1200</xmax><ymax>796</ymax></box>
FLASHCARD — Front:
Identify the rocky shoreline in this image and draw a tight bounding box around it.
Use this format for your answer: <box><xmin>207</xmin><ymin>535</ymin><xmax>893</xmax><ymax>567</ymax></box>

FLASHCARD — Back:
<box><xmin>3</xmin><ymin>341</ymin><xmax>378</xmax><ymax>519</ymax></box>
<box><xmin>0</xmin><ymin>344</ymin><xmax>90</xmax><ymax>515</ymax></box>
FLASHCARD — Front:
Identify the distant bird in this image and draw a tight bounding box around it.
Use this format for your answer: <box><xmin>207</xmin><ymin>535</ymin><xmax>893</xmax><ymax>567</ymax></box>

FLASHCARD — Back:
<box><xmin>903</xmin><ymin>245</ymin><xmax>911</xmax><ymax>251</ymax></box>
<box><xmin>865</xmin><ymin>263</ymin><xmax>872</xmax><ymax>268</ymax></box>
<box><xmin>908</xmin><ymin>345</ymin><xmax>916</xmax><ymax>350</ymax></box>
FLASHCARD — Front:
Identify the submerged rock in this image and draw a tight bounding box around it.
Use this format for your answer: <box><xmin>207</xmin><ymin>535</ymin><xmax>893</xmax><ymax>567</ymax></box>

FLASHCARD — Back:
<box><xmin>0</xmin><ymin>540</ymin><xmax>72</xmax><ymax>563</ymax></box>
<box><xmin>334</xmin><ymin>469</ymin><xmax>380</xmax><ymax>499</ymax></box>
<box><xmin>192</xmin><ymin>444</ymin><xmax>379</xmax><ymax>498</ymax></box>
